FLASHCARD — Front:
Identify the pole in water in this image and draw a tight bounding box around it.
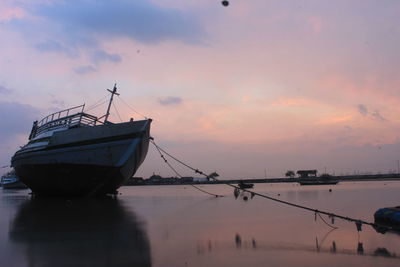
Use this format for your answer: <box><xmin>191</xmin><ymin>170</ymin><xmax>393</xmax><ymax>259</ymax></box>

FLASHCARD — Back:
<box><xmin>356</xmin><ymin>221</ymin><xmax>362</xmax><ymax>232</ymax></box>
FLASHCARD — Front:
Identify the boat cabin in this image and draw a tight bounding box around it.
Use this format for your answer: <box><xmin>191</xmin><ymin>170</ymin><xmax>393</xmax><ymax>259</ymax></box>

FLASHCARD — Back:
<box><xmin>29</xmin><ymin>104</ymin><xmax>98</xmax><ymax>140</ymax></box>
<box><xmin>297</xmin><ymin>170</ymin><xmax>318</xmax><ymax>178</ymax></box>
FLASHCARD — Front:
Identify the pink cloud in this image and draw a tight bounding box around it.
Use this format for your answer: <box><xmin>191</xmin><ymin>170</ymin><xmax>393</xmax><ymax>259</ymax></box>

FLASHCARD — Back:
<box><xmin>316</xmin><ymin>114</ymin><xmax>354</xmax><ymax>125</ymax></box>
<box><xmin>271</xmin><ymin>97</ymin><xmax>324</xmax><ymax>108</ymax></box>
<box><xmin>306</xmin><ymin>16</ymin><xmax>323</xmax><ymax>34</ymax></box>
<box><xmin>0</xmin><ymin>5</ymin><xmax>26</xmax><ymax>21</ymax></box>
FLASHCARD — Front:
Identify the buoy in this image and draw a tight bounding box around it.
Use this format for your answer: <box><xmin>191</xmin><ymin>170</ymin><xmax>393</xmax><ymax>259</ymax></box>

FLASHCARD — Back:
<box><xmin>374</xmin><ymin>206</ymin><xmax>400</xmax><ymax>230</ymax></box>
<box><xmin>233</xmin><ymin>188</ymin><xmax>240</xmax><ymax>199</ymax></box>
<box><xmin>221</xmin><ymin>1</ymin><xmax>229</xmax><ymax>7</ymax></box>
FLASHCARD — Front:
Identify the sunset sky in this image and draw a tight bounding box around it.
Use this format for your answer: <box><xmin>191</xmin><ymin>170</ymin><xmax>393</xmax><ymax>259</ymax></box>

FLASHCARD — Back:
<box><xmin>1</xmin><ymin>0</ymin><xmax>400</xmax><ymax>179</ymax></box>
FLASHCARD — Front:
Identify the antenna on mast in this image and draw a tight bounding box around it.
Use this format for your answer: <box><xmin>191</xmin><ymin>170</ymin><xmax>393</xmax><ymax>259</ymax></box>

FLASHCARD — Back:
<box><xmin>104</xmin><ymin>83</ymin><xmax>120</xmax><ymax>123</ymax></box>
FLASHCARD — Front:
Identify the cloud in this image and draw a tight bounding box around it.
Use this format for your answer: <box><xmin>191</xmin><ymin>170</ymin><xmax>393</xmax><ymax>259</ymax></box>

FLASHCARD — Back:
<box><xmin>0</xmin><ymin>5</ymin><xmax>26</xmax><ymax>22</ymax></box>
<box><xmin>49</xmin><ymin>98</ymin><xmax>66</xmax><ymax>109</ymax></box>
<box><xmin>307</xmin><ymin>16</ymin><xmax>323</xmax><ymax>34</ymax></box>
<box><xmin>74</xmin><ymin>65</ymin><xmax>97</xmax><ymax>75</ymax></box>
<box><xmin>91</xmin><ymin>50</ymin><xmax>122</xmax><ymax>64</ymax></box>
<box><xmin>0</xmin><ymin>101</ymin><xmax>41</xmax><ymax>169</ymax></box>
<box><xmin>158</xmin><ymin>96</ymin><xmax>183</xmax><ymax>106</ymax></box>
<box><xmin>0</xmin><ymin>102</ymin><xmax>40</xmax><ymax>137</ymax></box>
<box><xmin>18</xmin><ymin>0</ymin><xmax>204</xmax><ymax>48</ymax></box>
<box><xmin>35</xmin><ymin>40</ymin><xmax>64</xmax><ymax>52</ymax></box>
<box><xmin>357</xmin><ymin>104</ymin><xmax>368</xmax><ymax>116</ymax></box>
<box><xmin>271</xmin><ymin>97</ymin><xmax>323</xmax><ymax>108</ymax></box>
<box><xmin>34</xmin><ymin>40</ymin><xmax>79</xmax><ymax>58</ymax></box>
<box><xmin>0</xmin><ymin>85</ymin><xmax>12</xmax><ymax>94</ymax></box>
<box><xmin>344</xmin><ymin>125</ymin><xmax>352</xmax><ymax>131</ymax></box>
<box><xmin>371</xmin><ymin>110</ymin><xmax>387</xmax><ymax>122</ymax></box>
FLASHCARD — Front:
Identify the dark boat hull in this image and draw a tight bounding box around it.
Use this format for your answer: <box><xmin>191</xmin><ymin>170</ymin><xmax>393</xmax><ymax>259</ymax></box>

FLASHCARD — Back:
<box><xmin>298</xmin><ymin>180</ymin><xmax>339</xmax><ymax>186</ymax></box>
<box><xmin>12</xmin><ymin>120</ymin><xmax>151</xmax><ymax>196</ymax></box>
<box><xmin>14</xmin><ymin>164</ymin><xmax>125</xmax><ymax>196</ymax></box>
<box><xmin>2</xmin><ymin>181</ymin><xmax>27</xmax><ymax>189</ymax></box>
<box><xmin>238</xmin><ymin>183</ymin><xmax>254</xmax><ymax>189</ymax></box>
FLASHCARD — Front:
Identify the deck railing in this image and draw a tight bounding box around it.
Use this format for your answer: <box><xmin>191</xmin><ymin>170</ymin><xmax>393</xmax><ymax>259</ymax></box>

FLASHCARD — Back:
<box><xmin>37</xmin><ymin>105</ymin><xmax>86</xmax><ymax>127</ymax></box>
<box><xmin>30</xmin><ymin>105</ymin><xmax>100</xmax><ymax>139</ymax></box>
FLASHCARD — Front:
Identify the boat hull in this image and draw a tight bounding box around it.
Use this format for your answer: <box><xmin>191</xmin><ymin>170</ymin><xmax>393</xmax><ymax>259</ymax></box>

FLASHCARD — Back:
<box><xmin>14</xmin><ymin>163</ymin><xmax>123</xmax><ymax>196</ymax></box>
<box><xmin>11</xmin><ymin>120</ymin><xmax>151</xmax><ymax>196</ymax></box>
<box><xmin>298</xmin><ymin>180</ymin><xmax>339</xmax><ymax>186</ymax></box>
<box><xmin>2</xmin><ymin>181</ymin><xmax>27</xmax><ymax>189</ymax></box>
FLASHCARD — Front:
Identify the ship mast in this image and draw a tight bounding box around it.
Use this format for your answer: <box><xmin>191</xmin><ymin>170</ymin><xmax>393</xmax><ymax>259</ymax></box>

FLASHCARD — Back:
<box><xmin>104</xmin><ymin>83</ymin><xmax>119</xmax><ymax>123</ymax></box>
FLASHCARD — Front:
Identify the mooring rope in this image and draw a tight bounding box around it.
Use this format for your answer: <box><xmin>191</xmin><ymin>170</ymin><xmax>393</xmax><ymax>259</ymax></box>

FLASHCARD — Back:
<box><xmin>150</xmin><ymin>139</ymin><xmax>379</xmax><ymax>232</ymax></box>
<box><xmin>112</xmin><ymin>101</ymin><xmax>123</xmax><ymax>122</ymax></box>
<box><xmin>152</xmin><ymin>139</ymin><xmax>223</xmax><ymax>197</ymax></box>
<box><xmin>317</xmin><ymin>212</ymin><xmax>338</xmax><ymax>230</ymax></box>
<box><xmin>117</xmin><ymin>95</ymin><xmax>149</xmax><ymax>120</ymax></box>
<box><xmin>85</xmin><ymin>94</ymin><xmax>110</xmax><ymax>112</ymax></box>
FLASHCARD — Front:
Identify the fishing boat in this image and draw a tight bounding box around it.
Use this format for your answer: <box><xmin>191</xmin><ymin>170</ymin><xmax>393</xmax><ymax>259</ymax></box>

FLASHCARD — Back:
<box><xmin>298</xmin><ymin>179</ymin><xmax>339</xmax><ymax>186</ymax></box>
<box><xmin>238</xmin><ymin>180</ymin><xmax>254</xmax><ymax>189</ymax></box>
<box><xmin>11</xmin><ymin>84</ymin><xmax>152</xmax><ymax>196</ymax></box>
<box><xmin>1</xmin><ymin>170</ymin><xmax>27</xmax><ymax>189</ymax></box>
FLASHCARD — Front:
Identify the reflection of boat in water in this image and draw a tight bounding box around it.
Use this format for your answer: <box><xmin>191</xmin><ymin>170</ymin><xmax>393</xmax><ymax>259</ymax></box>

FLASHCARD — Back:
<box><xmin>9</xmin><ymin>197</ymin><xmax>151</xmax><ymax>266</ymax></box>
<box><xmin>11</xmin><ymin>84</ymin><xmax>152</xmax><ymax>196</ymax></box>
<box><xmin>1</xmin><ymin>170</ymin><xmax>27</xmax><ymax>189</ymax></box>
<box><xmin>298</xmin><ymin>179</ymin><xmax>339</xmax><ymax>186</ymax></box>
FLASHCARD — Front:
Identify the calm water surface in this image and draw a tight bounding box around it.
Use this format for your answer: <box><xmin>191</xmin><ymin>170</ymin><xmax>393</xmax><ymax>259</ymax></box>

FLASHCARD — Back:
<box><xmin>1</xmin><ymin>181</ymin><xmax>400</xmax><ymax>266</ymax></box>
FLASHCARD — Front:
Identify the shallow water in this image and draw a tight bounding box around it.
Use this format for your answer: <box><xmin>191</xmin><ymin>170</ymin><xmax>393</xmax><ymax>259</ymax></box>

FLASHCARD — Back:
<box><xmin>1</xmin><ymin>181</ymin><xmax>400</xmax><ymax>267</ymax></box>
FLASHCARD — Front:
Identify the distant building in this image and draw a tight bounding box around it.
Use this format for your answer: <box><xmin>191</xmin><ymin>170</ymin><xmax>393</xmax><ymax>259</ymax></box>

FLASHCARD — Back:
<box><xmin>164</xmin><ymin>177</ymin><xmax>179</xmax><ymax>184</ymax></box>
<box><xmin>124</xmin><ymin>177</ymin><xmax>144</xmax><ymax>185</ymax></box>
<box><xmin>146</xmin><ymin>175</ymin><xmax>179</xmax><ymax>184</ymax></box>
<box><xmin>297</xmin><ymin>170</ymin><xmax>318</xmax><ymax>178</ymax></box>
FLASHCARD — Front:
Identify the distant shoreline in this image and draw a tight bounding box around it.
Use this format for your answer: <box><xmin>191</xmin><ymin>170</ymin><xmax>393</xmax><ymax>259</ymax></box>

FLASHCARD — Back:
<box><xmin>124</xmin><ymin>173</ymin><xmax>400</xmax><ymax>186</ymax></box>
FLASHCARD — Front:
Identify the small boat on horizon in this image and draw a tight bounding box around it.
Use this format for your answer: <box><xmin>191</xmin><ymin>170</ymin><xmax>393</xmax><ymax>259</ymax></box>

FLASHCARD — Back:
<box><xmin>298</xmin><ymin>179</ymin><xmax>339</xmax><ymax>186</ymax></box>
<box><xmin>238</xmin><ymin>180</ymin><xmax>254</xmax><ymax>189</ymax></box>
<box><xmin>1</xmin><ymin>170</ymin><xmax>27</xmax><ymax>189</ymax></box>
<box><xmin>296</xmin><ymin>171</ymin><xmax>338</xmax><ymax>186</ymax></box>
<box><xmin>11</xmin><ymin>84</ymin><xmax>152</xmax><ymax>196</ymax></box>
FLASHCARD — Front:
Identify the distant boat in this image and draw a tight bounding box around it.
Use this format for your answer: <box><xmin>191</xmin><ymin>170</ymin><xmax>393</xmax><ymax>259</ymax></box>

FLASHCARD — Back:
<box><xmin>1</xmin><ymin>171</ymin><xmax>27</xmax><ymax>189</ymax></box>
<box><xmin>298</xmin><ymin>179</ymin><xmax>339</xmax><ymax>186</ymax></box>
<box><xmin>11</xmin><ymin>84</ymin><xmax>152</xmax><ymax>196</ymax></box>
<box><xmin>238</xmin><ymin>180</ymin><xmax>254</xmax><ymax>189</ymax></box>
